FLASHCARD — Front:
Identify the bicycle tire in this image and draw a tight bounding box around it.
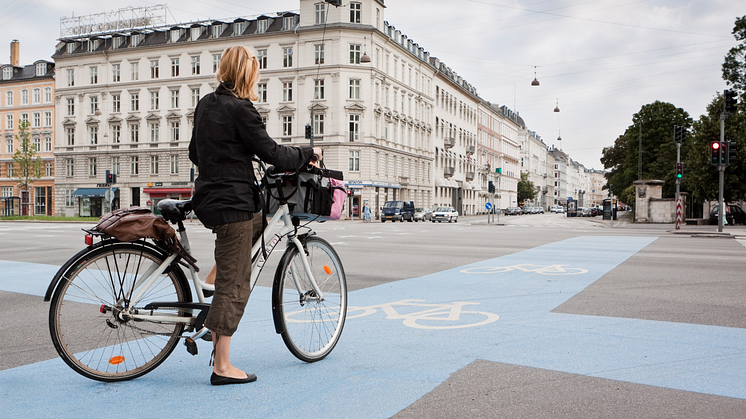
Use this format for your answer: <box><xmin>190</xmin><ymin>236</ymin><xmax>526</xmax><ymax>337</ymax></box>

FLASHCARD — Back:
<box><xmin>49</xmin><ymin>242</ymin><xmax>189</xmax><ymax>382</ymax></box>
<box><xmin>272</xmin><ymin>236</ymin><xmax>347</xmax><ymax>363</ymax></box>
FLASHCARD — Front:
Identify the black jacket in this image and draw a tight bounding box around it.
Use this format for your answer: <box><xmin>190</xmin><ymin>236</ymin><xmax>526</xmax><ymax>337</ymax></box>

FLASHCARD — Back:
<box><xmin>189</xmin><ymin>82</ymin><xmax>313</xmax><ymax>226</ymax></box>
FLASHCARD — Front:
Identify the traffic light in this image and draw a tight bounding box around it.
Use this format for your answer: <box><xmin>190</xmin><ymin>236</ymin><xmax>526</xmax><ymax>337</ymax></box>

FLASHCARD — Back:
<box><xmin>488</xmin><ymin>181</ymin><xmax>495</xmax><ymax>193</ymax></box>
<box><xmin>711</xmin><ymin>141</ymin><xmax>722</xmax><ymax>165</ymax></box>
<box><xmin>105</xmin><ymin>170</ymin><xmax>113</xmax><ymax>184</ymax></box>
<box><xmin>724</xmin><ymin>89</ymin><xmax>737</xmax><ymax>114</ymax></box>
<box><xmin>305</xmin><ymin>124</ymin><xmax>312</xmax><ymax>139</ymax></box>
<box><xmin>728</xmin><ymin>139</ymin><xmax>737</xmax><ymax>164</ymax></box>
<box><xmin>496</xmin><ymin>167</ymin><xmax>502</xmax><ymax>174</ymax></box>
<box><xmin>675</xmin><ymin>162</ymin><xmax>683</xmax><ymax>179</ymax></box>
<box><xmin>673</xmin><ymin>125</ymin><xmax>688</xmax><ymax>143</ymax></box>
<box><xmin>346</xmin><ymin>189</ymin><xmax>352</xmax><ymax>197</ymax></box>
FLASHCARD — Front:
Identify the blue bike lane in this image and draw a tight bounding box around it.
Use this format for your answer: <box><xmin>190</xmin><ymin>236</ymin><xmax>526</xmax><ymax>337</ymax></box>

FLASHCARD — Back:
<box><xmin>1</xmin><ymin>235</ymin><xmax>745</xmax><ymax>418</ymax></box>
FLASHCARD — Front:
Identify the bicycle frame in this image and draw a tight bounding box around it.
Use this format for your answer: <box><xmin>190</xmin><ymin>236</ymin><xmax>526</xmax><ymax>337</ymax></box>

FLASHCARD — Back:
<box><xmin>122</xmin><ymin>202</ymin><xmax>325</xmax><ymax>338</ymax></box>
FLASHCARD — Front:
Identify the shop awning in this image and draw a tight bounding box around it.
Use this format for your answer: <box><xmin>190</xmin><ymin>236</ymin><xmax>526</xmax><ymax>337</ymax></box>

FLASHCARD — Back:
<box><xmin>72</xmin><ymin>188</ymin><xmax>118</xmax><ymax>198</ymax></box>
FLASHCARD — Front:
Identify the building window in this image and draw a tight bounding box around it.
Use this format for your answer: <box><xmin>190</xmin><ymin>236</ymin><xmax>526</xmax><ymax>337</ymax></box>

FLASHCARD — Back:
<box><xmin>67</xmin><ymin>69</ymin><xmax>74</xmax><ymax>86</ymax></box>
<box><xmin>89</xmin><ymin>157</ymin><xmax>97</xmax><ymax>176</ymax></box>
<box><xmin>44</xmin><ymin>87</ymin><xmax>52</xmax><ymax>103</ymax></box>
<box><xmin>314</xmin><ymin>79</ymin><xmax>325</xmax><ymax>99</ymax></box>
<box><xmin>112</xmin><ymin>94</ymin><xmax>121</xmax><ymax>113</ymax></box>
<box><xmin>190</xmin><ymin>27</ymin><xmax>202</xmax><ymax>41</ymax></box>
<box><xmin>35</xmin><ymin>62</ymin><xmax>46</xmax><ymax>76</ymax></box>
<box><xmin>131</xmin><ymin>61</ymin><xmax>139</xmax><ymax>81</ymax></box>
<box><xmin>315</xmin><ymin>44</ymin><xmax>324</xmax><ymax>64</ymax></box>
<box><xmin>170</xmin><ymin>121</ymin><xmax>179</xmax><ymax>142</ymax></box>
<box><xmin>315</xmin><ymin>3</ymin><xmax>326</xmax><ymax>24</ymax></box>
<box><xmin>212</xmin><ymin>53</ymin><xmax>222</xmax><ymax>72</ymax></box>
<box><xmin>349</xmin><ymin>150</ymin><xmax>360</xmax><ymax>171</ymax></box>
<box><xmin>150</xmin><ymin>60</ymin><xmax>159</xmax><ymax>78</ymax></box>
<box><xmin>191</xmin><ymin>88</ymin><xmax>200</xmax><ymax>107</ymax></box>
<box><xmin>282</xmin><ymin>115</ymin><xmax>292</xmax><ymax>136</ymax></box>
<box><xmin>283</xmin><ymin>47</ymin><xmax>293</xmax><ymax>68</ymax></box>
<box><xmin>349</xmin><ymin>79</ymin><xmax>361</xmax><ymax>99</ymax></box>
<box><xmin>6</xmin><ymin>114</ymin><xmax>13</xmax><ymax>130</ymax></box>
<box><xmin>170</xmin><ymin>29</ymin><xmax>181</xmax><ymax>43</ymax></box>
<box><xmin>313</xmin><ymin>114</ymin><xmax>324</xmax><ymax>135</ymax></box>
<box><xmin>191</xmin><ymin>56</ymin><xmax>200</xmax><ymax>75</ymax></box>
<box><xmin>150</xmin><ymin>91</ymin><xmax>159</xmax><ymax>110</ymax></box>
<box><xmin>6</xmin><ymin>91</ymin><xmax>12</xmax><ymax>106</ymax></box>
<box><xmin>66</xmin><ymin>159</ymin><xmax>74</xmax><ymax>177</ymax></box>
<box><xmin>234</xmin><ymin>21</ymin><xmax>245</xmax><ymax>35</ymax></box>
<box><xmin>170</xmin><ymin>90</ymin><xmax>179</xmax><ymax>108</ymax></box>
<box><xmin>112</xmin><ymin>156</ymin><xmax>120</xmax><ymax>175</ymax></box>
<box><xmin>150</xmin><ymin>155</ymin><xmax>159</xmax><ymax>174</ymax></box>
<box><xmin>21</xmin><ymin>89</ymin><xmax>29</xmax><ymax>105</ymax></box>
<box><xmin>65</xmin><ymin>189</ymin><xmax>74</xmax><ymax>206</ymax></box>
<box><xmin>282</xmin><ymin>82</ymin><xmax>293</xmax><ymax>101</ymax></box>
<box><xmin>32</xmin><ymin>112</ymin><xmax>41</xmax><ymax>128</ymax></box>
<box><xmin>45</xmin><ymin>162</ymin><xmax>52</xmax><ymax>177</ymax></box>
<box><xmin>112</xmin><ymin>125</ymin><xmax>121</xmax><ymax>143</ymax></box>
<box><xmin>257</xmin><ymin>19</ymin><xmax>268</xmax><ymax>34</ymax></box>
<box><xmin>6</xmin><ymin>137</ymin><xmax>13</xmax><ymax>153</ymax></box>
<box><xmin>171</xmin><ymin>58</ymin><xmax>179</xmax><ymax>77</ymax></box>
<box><xmin>7</xmin><ymin>163</ymin><xmax>13</xmax><ymax>177</ymax></box>
<box><xmin>283</xmin><ymin>16</ymin><xmax>295</xmax><ymax>30</ymax></box>
<box><xmin>211</xmin><ymin>24</ymin><xmax>224</xmax><ymax>38</ymax></box>
<box><xmin>89</xmin><ymin>96</ymin><xmax>98</xmax><ymax>115</ymax></box>
<box><xmin>32</xmin><ymin>88</ymin><xmax>41</xmax><ymax>104</ymax></box>
<box><xmin>131</xmin><ymin>92</ymin><xmax>139</xmax><ymax>111</ymax></box>
<box><xmin>131</xmin><ymin>156</ymin><xmax>139</xmax><ymax>175</ymax></box>
<box><xmin>66</xmin><ymin>127</ymin><xmax>75</xmax><ymax>145</ymax></box>
<box><xmin>130</xmin><ymin>123</ymin><xmax>139</xmax><ymax>143</ymax></box>
<box><xmin>89</xmin><ymin>126</ymin><xmax>98</xmax><ymax>144</ymax></box>
<box><xmin>349</xmin><ymin>114</ymin><xmax>360</xmax><ymax>141</ymax></box>
<box><xmin>257</xmin><ymin>49</ymin><xmax>267</xmax><ymax>70</ymax></box>
<box><xmin>44</xmin><ymin>135</ymin><xmax>51</xmax><ymax>152</ymax></box>
<box><xmin>66</xmin><ymin>98</ymin><xmax>74</xmax><ymax>115</ymax></box>
<box><xmin>112</xmin><ymin>63</ymin><xmax>121</xmax><ymax>82</ymax></box>
<box><xmin>170</xmin><ymin>155</ymin><xmax>179</xmax><ymax>174</ymax></box>
<box><xmin>350</xmin><ymin>2</ymin><xmax>361</xmax><ymax>23</ymax></box>
<box><xmin>132</xmin><ymin>33</ymin><xmax>142</xmax><ymax>46</ymax></box>
<box><xmin>257</xmin><ymin>83</ymin><xmax>267</xmax><ymax>103</ymax></box>
<box><xmin>150</xmin><ymin>123</ymin><xmax>159</xmax><ymax>142</ymax></box>
<box><xmin>2</xmin><ymin>67</ymin><xmax>12</xmax><ymax>80</ymax></box>
<box><xmin>349</xmin><ymin>44</ymin><xmax>361</xmax><ymax>64</ymax></box>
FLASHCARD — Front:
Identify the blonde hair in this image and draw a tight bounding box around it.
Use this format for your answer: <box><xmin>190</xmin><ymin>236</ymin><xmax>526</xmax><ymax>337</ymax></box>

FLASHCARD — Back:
<box><xmin>216</xmin><ymin>46</ymin><xmax>260</xmax><ymax>101</ymax></box>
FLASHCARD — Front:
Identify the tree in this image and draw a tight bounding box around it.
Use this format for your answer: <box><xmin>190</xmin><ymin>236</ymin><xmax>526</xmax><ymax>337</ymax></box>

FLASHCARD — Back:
<box><xmin>722</xmin><ymin>15</ymin><xmax>746</xmax><ymax>98</ymax></box>
<box><xmin>601</xmin><ymin>134</ymin><xmax>627</xmax><ymax>194</ymax></box>
<box><xmin>12</xmin><ymin>120</ymin><xmax>43</xmax><ymax>215</ymax></box>
<box><xmin>517</xmin><ymin>172</ymin><xmax>536</xmax><ymax>205</ymax></box>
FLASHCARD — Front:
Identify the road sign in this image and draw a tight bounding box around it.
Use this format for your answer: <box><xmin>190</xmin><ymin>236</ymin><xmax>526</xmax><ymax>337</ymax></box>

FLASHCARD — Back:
<box><xmin>485</xmin><ymin>203</ymin><xmax>492</xmax><ymax>210</ymax></box>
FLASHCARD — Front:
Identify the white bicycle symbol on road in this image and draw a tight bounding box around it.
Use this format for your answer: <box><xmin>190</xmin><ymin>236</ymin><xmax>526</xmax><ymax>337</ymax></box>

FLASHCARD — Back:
<box><xmin>343</xmin><ymin>299</ymin><xmax>499</xmax><ymax>329</ymax></box>
<box><xmin>460</xmin><ymin>264</ymin><xmax>588</xmax><ymax>275</ymax></box>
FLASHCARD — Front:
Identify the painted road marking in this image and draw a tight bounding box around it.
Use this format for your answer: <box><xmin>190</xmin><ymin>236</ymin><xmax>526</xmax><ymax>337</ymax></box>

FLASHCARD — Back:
<box><xmin>345</xmin><ymin>299</ymin><xmax>499</xmax><ymax>329</ymax></box>
<box><xmin>460</xmin><ymin>264</ymin><xmax>588</xmax><ymax>275</ymax></box>
<box><xmin>1</xmin><ymin>236</ymin><xmax>745</xmax><ymax>419</ymax></box>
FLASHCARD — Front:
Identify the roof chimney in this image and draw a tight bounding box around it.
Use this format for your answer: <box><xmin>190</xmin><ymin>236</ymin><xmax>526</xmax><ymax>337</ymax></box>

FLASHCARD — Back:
<box><xmin>10</xmin><ymin>40</ymin><xmax>19</xmax><ymax>67</ymax></box>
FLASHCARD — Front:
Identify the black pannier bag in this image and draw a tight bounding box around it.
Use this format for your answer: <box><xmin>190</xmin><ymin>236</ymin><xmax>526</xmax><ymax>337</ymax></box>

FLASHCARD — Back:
<box><xmin>265</xmin><ymin>170</ymin><xmax>345</xmax><ymax>220</ymax></box>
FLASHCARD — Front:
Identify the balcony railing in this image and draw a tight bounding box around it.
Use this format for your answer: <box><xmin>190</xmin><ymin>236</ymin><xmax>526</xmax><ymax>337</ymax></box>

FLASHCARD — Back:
<box><xmin>466</xmin><ymin>145</ymin><xmax>475</xmax><ymax>154</ymax></box>
<box><xmin>444</xmin><ymin>166</ymin><xmax>455</xmax><ymax>177</ymax></box>
<box><xmin>465</xmin><ymin>171</ymin><xmax>475</xmax><ymax>181</ymax></box>
<box><xmin>443</xmin><ymin>137</ymin><xmax>455</xmax><ymax>149</ymax></box>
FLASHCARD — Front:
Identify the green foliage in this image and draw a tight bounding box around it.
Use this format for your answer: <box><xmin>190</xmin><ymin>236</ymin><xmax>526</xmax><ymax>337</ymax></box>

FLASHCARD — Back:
<box><xmin>11</xmin><ymin>120</ymin><xmax>43</xmax><ymax>193</ymax></box>
<box><xmin>722</xmin><ymin>15</ymin><xmax>746</xmax><ymax>97</ymax></box>
<box><xmin>517</xmin><ymin>172</ymin><xmax>537</xmax><ymax>204</ymax></box>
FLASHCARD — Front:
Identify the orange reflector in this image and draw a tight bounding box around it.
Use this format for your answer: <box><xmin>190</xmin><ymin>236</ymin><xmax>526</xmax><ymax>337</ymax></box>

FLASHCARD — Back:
<box><xmin>109</xmin><ymin>356</ymin><xmax>125</xmax><ymax>365</ymax></box>
<box><xmin>323</xmin><ymin>265</ymin><xmax>332</xmax><ymax>275</ymax></box>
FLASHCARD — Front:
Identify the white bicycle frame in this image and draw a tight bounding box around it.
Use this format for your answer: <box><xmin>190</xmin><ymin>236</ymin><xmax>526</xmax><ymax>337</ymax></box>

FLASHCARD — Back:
<box><xmin>122</xmin><ymin>202</ymin><xmax>324</xmax><ymax>340</ymax></box>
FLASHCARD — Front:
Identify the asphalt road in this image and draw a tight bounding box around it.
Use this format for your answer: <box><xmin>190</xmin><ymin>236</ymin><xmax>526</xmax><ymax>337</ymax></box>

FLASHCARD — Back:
<box><xmin>1</xmin><ymin>213</ymin><xmax>745</xmax><ymax>418</ymax></box>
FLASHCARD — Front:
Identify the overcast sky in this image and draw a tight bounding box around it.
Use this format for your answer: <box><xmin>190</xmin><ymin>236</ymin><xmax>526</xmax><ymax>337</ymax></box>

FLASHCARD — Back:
<box><xmin>1</xmin><ymin>0</ymin><xmax>741</xmax><ymax>170</ymax></box>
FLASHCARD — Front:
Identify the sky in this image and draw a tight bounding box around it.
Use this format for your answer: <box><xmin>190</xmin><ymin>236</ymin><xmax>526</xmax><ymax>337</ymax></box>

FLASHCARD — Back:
<box><xmin>1</xmin><ymin>0</ymin><xmax>742</xmax><ymax>170</ymax></box>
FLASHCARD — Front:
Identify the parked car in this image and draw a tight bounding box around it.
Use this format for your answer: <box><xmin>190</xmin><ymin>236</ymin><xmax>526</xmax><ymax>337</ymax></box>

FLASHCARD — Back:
<box><xmin>381</xmin><ymin>201</ymin><xmax>415</xmax><ymax>222</ymax></box>
<box><xmin>505</xmin><ymin>207</ymin><xmax>522</xmax><ymax>216</ymax></box>
<box><xmin>710</xmin><ymin>204</ymin><xmax>746</xmax><ymax>225</ymax></box>
<box><xmin>431</xmin><ymin>206</ymin><xmax>459</xmax><ymax>223</ymax></box>
<box><xmin>550</xmin><ymin>205</ymin><xmax>564</xmax><ymax>213</ymax></box>
<box><xmin>579</xmin><ymin>207</ymin><xmax>593</xmax><ymax>217</ymax></box>
<box><xmin>413</xmin><ymin>207</ymin><xmax>432</xmax><ymax>222</ymax></box>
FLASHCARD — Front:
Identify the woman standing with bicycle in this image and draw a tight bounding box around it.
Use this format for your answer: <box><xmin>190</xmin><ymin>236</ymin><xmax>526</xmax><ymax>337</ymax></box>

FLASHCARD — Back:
<box><xmin>189</xmin><ymin>46</ymin><xmax>321</xmax><ymax>386</ymax></box>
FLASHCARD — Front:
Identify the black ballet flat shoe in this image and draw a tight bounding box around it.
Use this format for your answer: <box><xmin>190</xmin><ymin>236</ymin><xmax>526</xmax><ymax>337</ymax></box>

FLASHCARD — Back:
<box><xmin>203</xmin><ymin>290</ymin><xmax>214</xmax><ymax>298</ymax></box>
<box><xmin>210</xmin><ymin>372</ymin><xmax>257</xmax><ymax>386</ymax></box>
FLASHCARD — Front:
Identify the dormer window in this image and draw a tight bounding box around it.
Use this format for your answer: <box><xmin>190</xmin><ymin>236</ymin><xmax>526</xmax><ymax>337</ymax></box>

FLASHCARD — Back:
<box><xmin>211</xmin><ymin>24</ymin><xmax>225</xmax><ymax>38</ymax></box>
<box><xmin>234</xmin><ymin>21</ymin><xmax>245</xmax><ymax>36</ymax></box>
<box><xmin>35</xmin><ymin>63</ymin><xmax>46</xmax><ymax>77</ymax></box>
<box><xmin>90</xmin><ymin>39</ymin><xmax>99</xmax><ymax>51</ymax></box>
<box><xmin>132</xmin><ymin>33</ymin><xmax>142</xmax><ymax>46</ymax></box>
<box><xmin>191</xmin><ymin>27</ymin><xmax>202</xmax><ymax>41</ymax></box>
<box><xmin>66</xmin><ymin>42</ymin><xmax>75</xmax><ymax>54</ymax></box>
<box><xmin>170</xmin><ymin>29</ymin><xmax>181</xmax><ymax>43</ymax></box>
<box><xmin>283</xmin><ymin>16</ymin><xmax>295</xmax><ymax>30</ymax></box>
<box><xmin>2</xmin><ymin>67</ymin><xmax>12</xmax><ymax>80</ymax></box>
<box><xmin>256</xmin><ymin>19</ymin><xmax>269</xmax><ymax>34</ymax></box>
<box><xmin>113</xmin><ymin>36</ymin><xmax>122</xmax><ymax>48</ymax></box>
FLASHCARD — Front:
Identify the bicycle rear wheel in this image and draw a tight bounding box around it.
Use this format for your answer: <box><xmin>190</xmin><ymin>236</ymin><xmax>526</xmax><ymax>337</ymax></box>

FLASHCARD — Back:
<box><xmin>272</xmin><ymin>236</ymin><xmax>347</xmax><ymax>362</ymax></box>
<box><xmin>49</xmin><ymin>242</ymin><xmax>189</xmax><ymax>382</ymax></box>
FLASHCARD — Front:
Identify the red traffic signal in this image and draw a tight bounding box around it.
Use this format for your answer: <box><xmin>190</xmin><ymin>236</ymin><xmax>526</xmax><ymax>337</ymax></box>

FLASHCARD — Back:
<box><xmin>711</xmin><ymin>141</ymin><xmax>721</xmax><ymax>165</ymax></box>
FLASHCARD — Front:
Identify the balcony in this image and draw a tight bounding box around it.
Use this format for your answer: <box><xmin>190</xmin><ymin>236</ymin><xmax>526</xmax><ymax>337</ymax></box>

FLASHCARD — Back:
<box><xmin>443</xmin><ymin>137</ymin><xmax>455</xmax><ymax>149</ymax></box>
<box><xmin>465</xmin><ymin>171</ymin><xmax>475</xmax><ymax>181</ymax></box>
<box><xmin>444</xmin><ymin>166</ymin><xmax>455</xmax><ymax>178</ymax></box>
<box><xmin>466</xmin><ymin>145</ymin><xmax>475</xmax><ymax>154</ymax></box>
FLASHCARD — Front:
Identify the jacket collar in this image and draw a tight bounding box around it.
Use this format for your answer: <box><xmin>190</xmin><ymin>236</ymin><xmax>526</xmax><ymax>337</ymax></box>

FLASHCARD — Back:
<box><xmin>216</xmin><ymin>82</ymin><xmax>235</xmax><ymax>96</ymax></box>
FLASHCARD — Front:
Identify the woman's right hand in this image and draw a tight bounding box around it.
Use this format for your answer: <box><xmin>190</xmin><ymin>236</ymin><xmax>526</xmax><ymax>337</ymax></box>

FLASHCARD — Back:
<box><xmin>309</xmin><ymin>147</ymin><xmax>323</xmax><ymax>167</ymax></box>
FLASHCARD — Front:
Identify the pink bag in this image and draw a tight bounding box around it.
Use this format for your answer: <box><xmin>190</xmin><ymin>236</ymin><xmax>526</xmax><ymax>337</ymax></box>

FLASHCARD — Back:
<box><xmin>327</xmin><ymin>178</ymin><xmax>346</xmax><ymax>220</ymax></box>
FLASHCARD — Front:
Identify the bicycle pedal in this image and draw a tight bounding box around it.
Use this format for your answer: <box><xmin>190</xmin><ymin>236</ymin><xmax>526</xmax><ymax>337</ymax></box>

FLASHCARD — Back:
<box><xmin>184</xmin><ymin>338</ymin><xmax>198</xmax><ymax>356</ymax></box>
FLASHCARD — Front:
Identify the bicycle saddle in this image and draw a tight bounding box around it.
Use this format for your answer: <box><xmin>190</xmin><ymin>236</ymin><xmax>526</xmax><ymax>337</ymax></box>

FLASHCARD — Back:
<box><xmin>158</xmin><ymin>199</ymin><xmax>193</xmax><ymax>223</ymax></box>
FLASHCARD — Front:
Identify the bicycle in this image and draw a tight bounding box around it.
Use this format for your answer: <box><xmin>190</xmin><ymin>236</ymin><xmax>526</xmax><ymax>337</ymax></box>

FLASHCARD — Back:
<box><xmin>43</xmin><ymin>159</ymin><xmax>348</xmax><ymax>382</ymax></box>
<box><xmin>460</xmin><ymin>264</ymin><xmax>588</xmax><ymax>275</ymax></box>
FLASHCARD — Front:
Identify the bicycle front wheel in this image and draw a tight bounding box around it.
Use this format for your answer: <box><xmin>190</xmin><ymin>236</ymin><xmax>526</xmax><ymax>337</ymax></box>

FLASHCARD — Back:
<box><xmin>272</xmin><ymin>236</ymin><xmax>347</xmax><ymax>363</ymax></box>
<box><xmin>49</xmin><ymin>242</ymin><xmax>189</xmax><ymax>382</ymax></box>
